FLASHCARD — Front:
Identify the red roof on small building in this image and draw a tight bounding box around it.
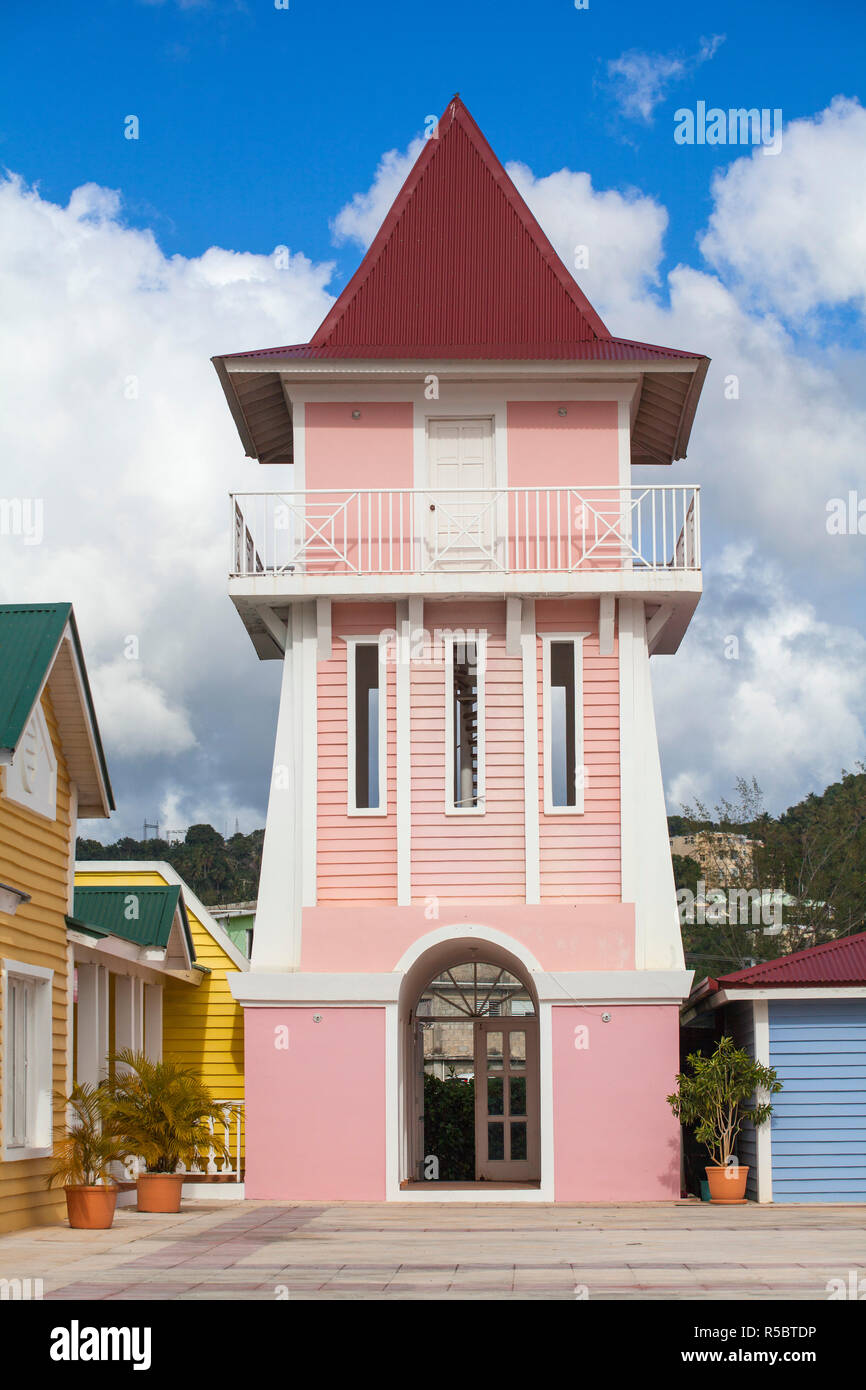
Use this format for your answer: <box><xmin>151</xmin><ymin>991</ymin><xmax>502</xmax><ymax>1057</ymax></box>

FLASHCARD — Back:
<box><xmin>712</xmin><ymin>932</ymin><xmax>866</xmax><ymax>989</ymax></box>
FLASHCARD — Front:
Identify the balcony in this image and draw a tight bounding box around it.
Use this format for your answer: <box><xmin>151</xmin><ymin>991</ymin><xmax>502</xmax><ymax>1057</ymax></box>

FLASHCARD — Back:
<box><xmin>230</xmin><ymin>486</ymin><xmax>700</xmax><ymax>600</ymax></box>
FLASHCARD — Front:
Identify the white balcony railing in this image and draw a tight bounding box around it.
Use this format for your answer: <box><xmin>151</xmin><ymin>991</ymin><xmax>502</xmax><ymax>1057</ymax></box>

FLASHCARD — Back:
<box><xmin>121</xmin><ymin>1100</ymin><xmax>244</xmax><ymax>1181</ymax></box>
<box><xmin>230</xmin><ymin>486</ymin><xmax>700</xmax><ymax>579</ymax></box>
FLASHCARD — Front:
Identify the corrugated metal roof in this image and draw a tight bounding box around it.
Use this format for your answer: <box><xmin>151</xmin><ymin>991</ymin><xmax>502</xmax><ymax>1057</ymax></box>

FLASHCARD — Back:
<box><xmin>71</xmin><ymin>885</ymin><xmax>195</xmax><ymax>959</ymax></box>
<box><xmin>311</xmin><ymin>96</ymin><xmax>609</xmax><ymax>353</ymax></box>
<box><xmin>222</xmin><ymin>337</ymin><xmax>703</xmax><ymax>362</ymax></box>
<box><xmin>715</xmin><ymin>932</ymin><xmax>866</xmax><ymax>988</ymax></box>
<box><xmin>0</xmin><ymin>603</ymin><xmax>69</xmax><ymax>751</ymax></box>
<box><xmin>213</xmin><ymin>96</ymin><xmax>709</xmax><ymax>465</ymax></box>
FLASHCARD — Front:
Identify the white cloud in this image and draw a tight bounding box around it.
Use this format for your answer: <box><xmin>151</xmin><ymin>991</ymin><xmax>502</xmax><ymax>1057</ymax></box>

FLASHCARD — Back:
<box><xmin>700</xmin><ymin>96</ymin><xmax>866</xmax><ymax>320</ymax></box>
<box><xmin>0</xmin><ymin>172</ymin><xmax>335</xmax><ymax>829</ymax></box>
<box><xmin>654</xmin><ymin>547</ymin><xmax>866</xmax><ymax>813</ymax></box>
<box><xmin>90</xmin><ymin>658</ymin><xmax>197</xmax><ymax>757</ymax></box>
<box><xmin>157</xmin><ymin>786</ymin><xmax>263</xmax><ymax>840</ymax></box>
<box><xmin>506</xmin><ymin>163</ymin><xmax>668</xmax><ymax>315</ymax></box>
<box><xmin>330</xmin><ymin>138</ymin><xmax>424</xmax><ymax>249</ymax></box>
<box><xmin>606</xmin><ymin>34</ymin><xmax>725</xmax><ymax>124</ymax></box>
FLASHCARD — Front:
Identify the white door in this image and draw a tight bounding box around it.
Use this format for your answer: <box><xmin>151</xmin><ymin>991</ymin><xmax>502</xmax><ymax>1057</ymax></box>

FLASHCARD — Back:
<box><xmin>427</xmin><ymin>418</ymin><xmax>496</xmax><ymax>569</ymax></box>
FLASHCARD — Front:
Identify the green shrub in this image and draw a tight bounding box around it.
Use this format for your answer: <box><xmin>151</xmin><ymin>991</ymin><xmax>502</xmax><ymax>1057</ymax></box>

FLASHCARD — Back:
<box><xmin>423</xmin><ymin>1072</ymin><xmax>475</xmax><ymax>1180</ymax></box>
<box><xmin>668</xmin><ymin>1034</ymin><xmax>781</xmax><ymax>1168</ymax></box>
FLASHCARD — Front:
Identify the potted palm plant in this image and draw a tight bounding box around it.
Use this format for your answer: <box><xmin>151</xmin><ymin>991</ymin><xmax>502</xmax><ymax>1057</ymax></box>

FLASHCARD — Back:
<box><xmin>667</xmin><ymin>1034</ymin><xmax>782</xmax><ymax>1204</ymax></box>
<box><xmin>106</xmin><ymin>1049</ymin><xmax>230</xmax><ymax>1213</ymax></box>
<box><xmin>48</xmin><ymin>1083</ymin><xmax>129</xmax><ymax>1229</ymax></box>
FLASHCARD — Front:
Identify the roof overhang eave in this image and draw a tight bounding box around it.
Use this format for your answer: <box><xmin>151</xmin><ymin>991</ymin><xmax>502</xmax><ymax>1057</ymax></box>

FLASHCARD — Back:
<box><xmin>212</xmin><ymin>355</ymin><xmax>259</xmax><ymax>460</ymax></box>
<box><xmin>216</xmin><ymin>350</ymin><xmax>709</xmax><ymax>469</ymax></box>
<box><xmin>670</xmin><ymin>355</ymin><xmax>711</xmax><ymax>461</ymax></box>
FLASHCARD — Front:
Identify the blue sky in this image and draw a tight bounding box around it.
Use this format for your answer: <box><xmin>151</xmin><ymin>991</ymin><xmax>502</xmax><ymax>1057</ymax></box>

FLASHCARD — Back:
<box><xmin>4</xmin><ymin>0</ymin><xmax>863</xmax><ymax>298</ymax></box>
<box><xmin>2</xmin><ymin>0</ymin><xmax>866</xmax><ymax>837</ymax></box>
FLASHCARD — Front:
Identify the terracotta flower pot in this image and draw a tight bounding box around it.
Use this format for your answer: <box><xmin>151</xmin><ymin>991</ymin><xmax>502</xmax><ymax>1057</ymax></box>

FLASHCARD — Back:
<box><xmin>65</xmin><ymin>1184</ymin><xmax>118</xmax><ymax>1230</ymax></box>
<box><xmin>705</xmin><ymin>1164</ymin><xmax>749</xmax><ymax>1204</ymax></box>
<box><xmin>136</xmin><ymin>1172</ymin><xmax>185</xmax><ymax>1213</ymax></box>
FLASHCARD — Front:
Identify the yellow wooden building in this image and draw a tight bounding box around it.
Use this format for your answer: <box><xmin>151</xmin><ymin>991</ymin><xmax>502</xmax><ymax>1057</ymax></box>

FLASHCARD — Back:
<box><xmin>0</xmin><ymin>604</ymin><xmax>113</xmax><ymax>1234</ymax></box>
<box><xmin>73</xmin><ymin>863</ymin><xmax>248</xmax><ymax>1178</ymax></box>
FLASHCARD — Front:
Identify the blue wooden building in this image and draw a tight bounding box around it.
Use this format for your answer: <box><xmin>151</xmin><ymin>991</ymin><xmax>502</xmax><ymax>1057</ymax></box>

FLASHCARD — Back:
<box><xmin>683</xmin><ymin>933</ymin><xmax>866</xmax><ymax>1203</ymax></box>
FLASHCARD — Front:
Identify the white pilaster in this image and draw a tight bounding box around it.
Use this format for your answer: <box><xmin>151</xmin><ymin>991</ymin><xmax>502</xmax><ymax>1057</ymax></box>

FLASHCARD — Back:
<box><xmin>76</xmin><ymin>962</ymin><xmax>108</xmax><ymax>1085</ymax></box>
<box><xmin>301</xmin><ymin>602</ymin><xmax>318</xmax><ymax>908</ymax></box>
<box><xmin>396</xmin><ymin>600</ymin><xmax>412</xmax><ymax>906</ymax></box>
<box><xmin>252</xmin><ymin>605</ymin><xmax>305</xmax><ymax>970</ymax></box>
<box><xmin>618</xmin><ymin>598</ymin><xmax>684</xmax><ymax>971</ymax></box>
<box><xmin>598</xmin><ymin>594</ymin><xmax>615</xmax><ymax>656</ymax></box>
<box><xmin>521</xmin><ymin>599</ymin><xmax>540</xmax><ymax>905</ymax></box>
<box><xmin>316</xmin><ymin>597</ymin><xmax>332</xmax><ymax>661</ymax></box>
<box><xmin>506</xmin><ymin>597</ymin><xmax>522</xmax><ymax>657</ymax></box>
<box><xmin>753</xmin><ymin>999</ymin><xmax>774</xmax><ymax>1203</ymax></box>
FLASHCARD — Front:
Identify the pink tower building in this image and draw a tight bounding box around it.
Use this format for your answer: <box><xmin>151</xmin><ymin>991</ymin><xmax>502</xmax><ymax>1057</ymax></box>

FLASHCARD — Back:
<box><xmin>215</xmin><ymin>98</ymin><xmax>708</xmax><ymax>1201</ymax></box>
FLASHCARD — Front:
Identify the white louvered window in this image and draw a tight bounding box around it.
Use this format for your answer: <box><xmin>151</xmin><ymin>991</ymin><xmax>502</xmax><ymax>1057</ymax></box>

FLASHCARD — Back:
<box><xmin>2</xmin><ymin>961</ymin><xmax>53</xmax><ymax>1159</ymax></box>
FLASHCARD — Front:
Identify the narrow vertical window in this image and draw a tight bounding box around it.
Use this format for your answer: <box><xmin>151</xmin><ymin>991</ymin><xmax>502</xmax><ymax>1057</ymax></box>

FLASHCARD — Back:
<box><xmin>347</xmin><ymin>638</ymin><xmax>387</xmax><ymax>814</ymax></box>
<box><xmin>9</xmin><ymin>977</ymin><xmax>31</xmax><ymax>1147</ymax></box>
<box><xmin>543</xmin><ymin>634</ymin><xmax>587</xmax><ymax>813</ymax></box>
<box><xmin>445</xmin><ymin>635</ymin><xmax>485</xmax><ymax>813</ymax></box>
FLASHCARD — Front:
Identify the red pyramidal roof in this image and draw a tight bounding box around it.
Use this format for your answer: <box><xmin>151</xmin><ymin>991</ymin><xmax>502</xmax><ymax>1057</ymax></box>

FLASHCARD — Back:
<box><xmin>712</xmin><ymin>931</ymin><xmax>866</xmax><ymax>989</ymax></box>
<box><xmin>311</xmin><ymin>95</ymin><xmax>610</xmax><ymax>354</ymax></box>
<box><xmin>213</xmin><ymin>98</ymin><xmax>709</xmax><ymax>463</ymax></box>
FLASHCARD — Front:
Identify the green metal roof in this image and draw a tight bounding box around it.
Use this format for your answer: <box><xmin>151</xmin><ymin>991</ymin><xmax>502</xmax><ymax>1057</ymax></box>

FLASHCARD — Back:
<box><xmin>0</xmin><ymin>603</ymin><xmax>114</xmax><ymax>809</ymax></box>
<box><xmin>65</xmin><ymin>914</ymin><xmax>112</xmax><ymax>940</ymax></box>
<box><xmin>70</xmin><ymin>885</ymin><xmax>196</xmax><ymax>961</ymax></box>
<box><xmin>0</xmin><ymin>603</ymin><xmax>70</xmax><ymax>752</ymax></box>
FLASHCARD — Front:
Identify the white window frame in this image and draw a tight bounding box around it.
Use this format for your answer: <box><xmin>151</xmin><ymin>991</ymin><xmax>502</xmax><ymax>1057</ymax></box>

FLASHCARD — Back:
<box><xmin>1</xmin><ymin>959</ymin><xmax>54</xmax><ymax>1161</ymax></box>
<box><xmin>444</xmin><ymin>631</ymin><xmax>487</xmax><ymax>816</ymax></box>
<box><xmin>542</xmin><ymin>632</ymin><xmax>589</xmax><ymax>816</ymax></box>
<box><xmin>345</xmin><ymin>634</ymin><xmax>388</xmax><ymax>817</ymax></box>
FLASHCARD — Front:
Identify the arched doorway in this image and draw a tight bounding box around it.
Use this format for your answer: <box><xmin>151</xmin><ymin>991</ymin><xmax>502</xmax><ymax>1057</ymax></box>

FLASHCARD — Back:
<box><xmin>403</xmin><ymin>945</ymin><xmax>540</xmax><ymax>1186</ymax></box>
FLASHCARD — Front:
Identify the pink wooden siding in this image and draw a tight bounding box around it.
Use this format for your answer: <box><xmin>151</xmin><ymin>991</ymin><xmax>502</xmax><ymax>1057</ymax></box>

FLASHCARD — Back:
<box><xmin>317</xmin><ymin>601</ymin><xmax>398</xmax><ymax>903</ymax></box>
<box><xmin>552</xmin><ymin>1004</ymin><xmax>681</xmax><ymax>1200</ymax></box>
<box><xmin>303</xmin><ymin>402</ymin><xmax>415</xmax><ymax>572</ymax></box>
<box><xmin>536</xmin><ymin>598</ymin><xmax>621</xmax><ymax>902</ymax></box>
<box><xmin>410</xmin><ymin>601</ymin><xmax>525</xmax><ymax>904</ymax></box>
<box><xmin>304</xmin><ymin>402</ymin><xmax>414</xmax><ymax>489</ymax></box>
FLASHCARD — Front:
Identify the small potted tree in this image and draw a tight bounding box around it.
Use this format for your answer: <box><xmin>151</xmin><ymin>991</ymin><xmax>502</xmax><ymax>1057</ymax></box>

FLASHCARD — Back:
<box><xmin>48</xmin><ymin>1083</ymin><xmax>129</xmax><ymax>1229</ymax></box>
<box><xmin>106</xmin><ymin>1049</ymin><xmax>230</xmax><ymax>1213</ymax></box>
<box><xmin>667</xmin><ymin>1034</ymin><xmax>781</xmax><ymax>1204</ymax></box>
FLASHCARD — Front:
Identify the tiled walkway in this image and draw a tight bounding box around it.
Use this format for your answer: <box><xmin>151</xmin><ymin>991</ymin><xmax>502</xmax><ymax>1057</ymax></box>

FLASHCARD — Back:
<box><xmin>1</xmin><ymin>1200</ymin><xmax>863</xmax><ymax>1300</ymax></box>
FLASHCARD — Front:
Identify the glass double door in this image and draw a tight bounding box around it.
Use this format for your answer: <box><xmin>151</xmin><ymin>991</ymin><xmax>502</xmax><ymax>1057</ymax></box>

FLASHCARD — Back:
<box><xmin>474</xmin><ymin>1019</ymin><xmax>539</xmax><ymax>1182</ymax></box>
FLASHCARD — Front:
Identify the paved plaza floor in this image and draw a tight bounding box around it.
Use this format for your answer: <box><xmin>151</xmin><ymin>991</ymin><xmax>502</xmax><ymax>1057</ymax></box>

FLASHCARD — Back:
<box><xmin>1</xmin><ymin>1200</ymin><xmax>863</xmax><ymax>1300</ymax></box>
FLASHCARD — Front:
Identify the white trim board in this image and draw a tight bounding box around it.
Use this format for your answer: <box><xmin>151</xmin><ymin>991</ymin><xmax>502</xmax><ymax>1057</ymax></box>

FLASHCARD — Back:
<box><xmin>521</xmin><ymin>600</ymin><xmax>540</xmax><ymax>905</ymax></box>
<box><xmin>228</xmin><ymin>966</ymin><xmax>694</xmax><ymax>1007</ymax></box>
<box><xmin>753</xmin><ymin>999</ymin><xmax>773</xmax><ymax>1205</ymax></box>
<box><xmin>396</xmin><ymin>603</ymin><xmax>412</xmax><ymax>906</ymax></box>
